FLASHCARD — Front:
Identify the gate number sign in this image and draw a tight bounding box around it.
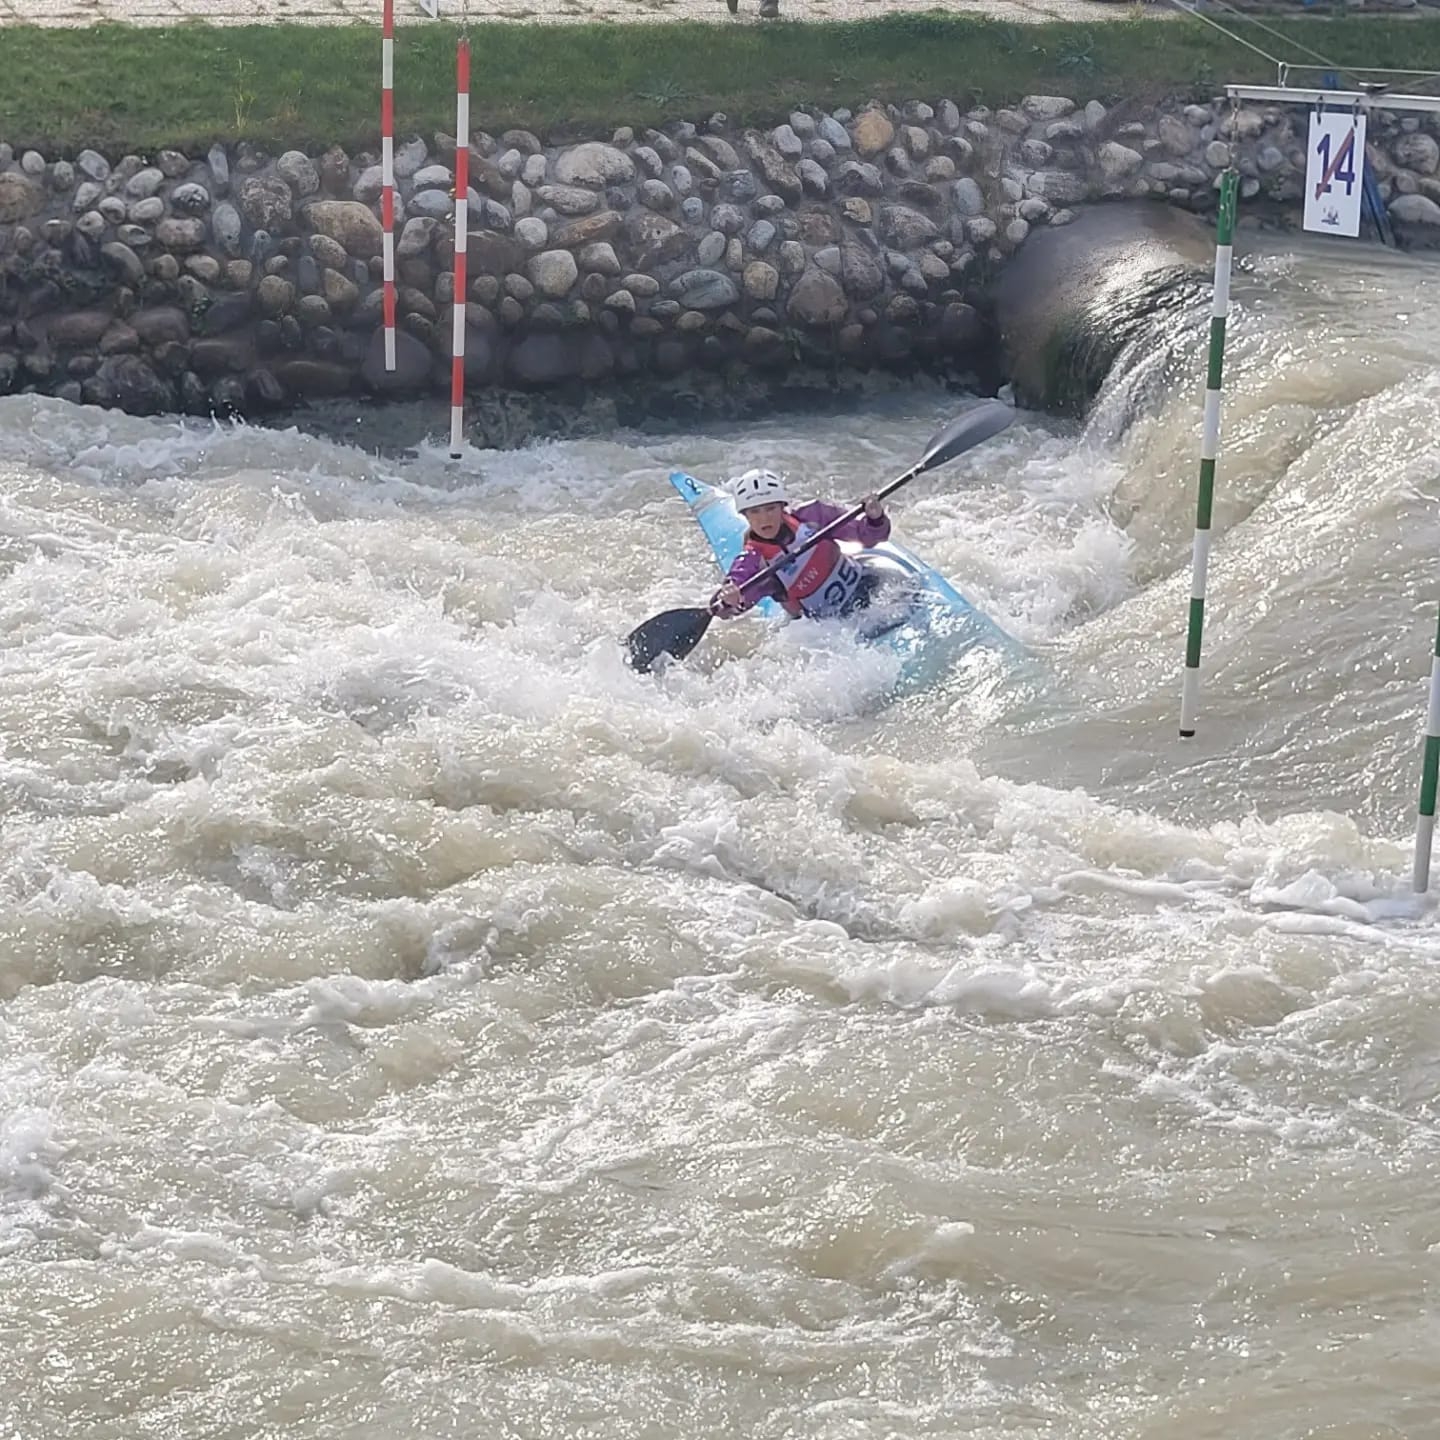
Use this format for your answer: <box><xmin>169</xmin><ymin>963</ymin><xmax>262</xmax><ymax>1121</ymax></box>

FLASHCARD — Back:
<box><xmin>1304</xmin><ymin>110</ymin><xmax>1367</xmax><ymax>238</ymax></box>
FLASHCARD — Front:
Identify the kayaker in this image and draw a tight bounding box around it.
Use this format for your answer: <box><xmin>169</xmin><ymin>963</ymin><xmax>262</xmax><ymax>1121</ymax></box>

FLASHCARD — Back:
<box><xmin>710</xmin><ymin>468</ymin><xmax>890</xmax><ymax>621</ymax></box>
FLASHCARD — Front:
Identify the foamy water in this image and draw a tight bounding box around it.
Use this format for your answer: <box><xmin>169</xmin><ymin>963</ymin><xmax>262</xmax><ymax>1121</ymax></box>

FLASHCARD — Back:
<box><xmin>4</xmin><ymin>236</ymin><xmax>1440</xmax><ymax>1439</ymax></box>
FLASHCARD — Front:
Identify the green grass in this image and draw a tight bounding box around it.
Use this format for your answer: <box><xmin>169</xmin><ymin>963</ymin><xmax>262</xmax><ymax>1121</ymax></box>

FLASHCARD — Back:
<box><xmin>4</xmin><ymin>13</ymin><xmax>1440</xmax><ymax>154</ymax></box>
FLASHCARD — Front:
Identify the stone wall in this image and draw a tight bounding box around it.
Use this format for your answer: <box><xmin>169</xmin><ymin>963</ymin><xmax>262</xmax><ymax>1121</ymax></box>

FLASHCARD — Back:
<box><xmin>2</xmin><ymin>93</ymin><xmax>1438</xmax><ymax>430</ymax></box>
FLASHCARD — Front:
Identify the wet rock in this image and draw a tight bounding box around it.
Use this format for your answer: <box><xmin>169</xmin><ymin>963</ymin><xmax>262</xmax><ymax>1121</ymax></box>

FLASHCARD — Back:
<box><xmin>1395</xmin><ymin>133</ymin><xmax>1440</xmax><ymax>175</ymax></box>
<box><xmin>747</xmin><ymin>220</ymin><xmax>776</xmax><ymax>252</ymax></box>
<box><xmin>1098</xmin><ymin>142</ymin><xmax>1145</xmax><ymax>182</ymax></box>
<box><xmin>1390</xmin><ymin>193</ymin><xmax>1440</xmax><ymax>224</ymax></box>
<box><xmin>413</xmin><ymin>163</ymin><xmax>454</xmax><ymax>191</ymax></box>
<box><xmin>510</xmin><ymin>332</ymin><xmax>576</xmax><ymax>383</ymax></box>
<box><xmin>555</xmin><ymin>143</ymin><xmax>635</xmax><ymax>187</ymax></box>
<box><xmin>852</xmin><ymin>108</ymin><xmax>895</xmax><ymax>157</ymax></box>
<box><xmin>640</xmin><ymin>179</ymin><xmax>675</xmax><ymax>212</ymax></box>
<box><xmin>76</xmin><ymin>148</ymin><xmax>110</xmax><ymax>183</ymax></box>
<box><xmin>952</xmin><ymin>178</ymin><xmax>986</xmax><ymax>216</ymax></box>
<box><xmin>1157</xmin><ymin>115</ymin><xmax>1195</xmax><ymax>157</ymax></box>
<box><xmin>308</xmin><ymin>233</ymin><xmax>348</xmax><ymax>271</ymax></box>
<box><xmin>126</xmin><ymin>167</ymin><xmax>164</xmax><ymax>199</ymax></box>
<box><xmin>256</xmin><ymin>274</ymin><xmax>296</xmax><ymax>316</ymax></box>
<box><xmin>206</xmin><ymin>201</ymin><xmax>241</xmax><ymax>259</ymax></box>
<box><xmin>0</xmin><ymin>174</ymin><xmax>41</xmax><ymax>224</ymax></box>
<box><xmin>773</xmin><ymin>125</ymin><xmax>803</xmax><ymax>159</ymax></box>
<box><xmin>466</xmin><ymin>230</ymin><xmax>523</xmax><ymax>276</ymax></box>
<box><xmin>1028</xmin><ymin>170</ymin><xmax>1087</xmax><ymax>206</ymax></box>
<box><xmin>528</xmin><ymin>249</ymin><xmax>579</xmax><ymax>297</ymax></box>
<box><xmin>49</xmin><ymin>310</ymin><xmax>113</xmax><ymax>348</ymax></box>
<box><xmin>684</xmin><ymin>148</ymin><xmax>722</xmax><ymax>184</ymax></box>
<box><xmin>91</xmin><ymin>354</ymin><xmax>173</xmax><ymax>413</ymax></box>
<box><xmin>1021</xmin><ymin>96</ymin><xmax>1073</xmax><ymax>125</ymax></box>
<box><xmin>746</xmin><ymin>137</ymin><xmax>802</xmax><ymax>201</ymax></box>
<box><xmin>743</xmin><ymin>261</ymin><xmax>779</xmax><ymax>301</ymax></box>
<box><xmin>878</xmin><ymin>204</ymin><xmax>938</xmax><ymax>249</ymax></box>
<box><xmin>696</xmin><ymin>134</ymin><xmax>740</xmax><ymax>171</ymax></box>
<box><xmin>394</xmin><ymin>137</ymin><xmax>429</xmax><ymax>179</ymax></box>
<box><xmin>362</xmin><ymin>325</ymin><xmax>430</xmax><ymax>390</ymax></box>
<box><xmin>156</xmin><ymin>217</ymin><xmax>207</xmax><ymax>252</ymax></box>
<box><xmin>551</xmin><ymin>211</ymin><xmax>622</xmax><ymax>248</ymax></box>
<box><xmin>238</xmin><ymin>175</ymin><xmax>293</xmax><ymax>230</ymax></box>
<box><xmin>787</xmin><ymin>267</ymin><xmax>847</xmax><ymax>326</ymax></box>
<box><xmin>697</xmin><ymin>230</ymin><xmax>726</xmax><ymax>266</ymax></box>
<box><xmin>306</xmin><ymin>200</ymin><xmax>384</xmax><ymax>258</ymax></box>
<box><xmin>632</xmin><ymin>146</ymin><xmax>664</xmax><ymax>180</ymax></box>
<box><xmin>515</xmin><ymin>217</ymin><xmax>549</xmax><ymax>250</ymax></box>
<box><xmin>669</xmin><ymin>268</ymin><xmax>739</xmax><ymax>310</ymax></box>
<box><xmin>839</xmin><ymin>242</ymin><xmax>884</xmax><ymax>299</ymax></box>
<box><xmin>171</xmin><ymin>183</ymin><xmax>212</xmax><ymax>215</ymax></box>
<box><xmin>322</xmin><ymin>268</ymin><xmax>359</xmax><ymax>311</ymax></box>
<box><xmin>536</xmin><ymin>185</ymin><xmax>600</xmax><ymax>216</ymax></box>
<box><xmin>625</xmin><ymin>212</ymin><xmax>688</xmax><ymax>267</ymax></box>
<box><xmin>719</xmin><ymin>171</ymin><xmax>758</xmax><ymax>204</ymax></box>
<box><xmin>797</xmin><ymin>160</ymin><xmax>829</xmax><ymax>197</ymax></box>
<box><xmin>268</xmin><ymin>359</ymin><xmax>349</xmax><ymax>396</ymax></box>
<box><xmin>836</xmin><ymin>161</ymin><xmax>884</xmax><ymax>197</ymax></box>
<box><xmin>277</xmin><ymin>150</ymin><xmax>321</xmax><ymax>196</ymax></box>
<box><xmin>580</xmin><ymin>241</ymin><xmax>621</xmax><ymax>275</ymax></box>
<box><xmin>101</xmin><ymin>241</ymin><xmax>145</xmax><ymax>286</ymax></box>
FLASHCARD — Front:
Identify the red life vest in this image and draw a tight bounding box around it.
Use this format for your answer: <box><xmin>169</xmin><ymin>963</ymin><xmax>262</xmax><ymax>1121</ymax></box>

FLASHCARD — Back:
<box><xmin>745</xmin><ymin>514</ymin><xmax>864</xmax><ymax>618</ymax></box>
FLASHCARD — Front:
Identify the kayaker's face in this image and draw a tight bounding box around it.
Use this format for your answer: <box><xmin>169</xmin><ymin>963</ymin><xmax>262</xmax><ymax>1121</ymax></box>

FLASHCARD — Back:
<box><xmin>745</xmin><ymin>502</ymin><xmax>786</xmax><ymax>539</ymax></box>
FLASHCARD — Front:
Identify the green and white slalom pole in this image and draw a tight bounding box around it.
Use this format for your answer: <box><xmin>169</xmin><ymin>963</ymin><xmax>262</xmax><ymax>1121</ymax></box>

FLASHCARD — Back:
<box><xmin>1180</xmin><ymin>167</ymin><xmax>1239</xmax><ymax>739</ymax></box>
<box><xmin>1413</xmin><ymin>606</ymin><xmax>1440</xmax><ymax>892</ymax></box>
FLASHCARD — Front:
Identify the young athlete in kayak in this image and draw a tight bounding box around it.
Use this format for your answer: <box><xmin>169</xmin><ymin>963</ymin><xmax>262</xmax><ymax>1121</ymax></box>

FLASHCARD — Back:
<box><xmin>709</xmin><ymin>468</ymin><xmax>890</xmax><ymax>621</ymax></box>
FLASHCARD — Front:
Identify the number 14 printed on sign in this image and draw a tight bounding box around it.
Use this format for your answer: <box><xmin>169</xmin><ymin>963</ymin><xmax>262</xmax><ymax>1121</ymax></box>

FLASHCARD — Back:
<box><xmin>1304</xmin><ymin>110</ymin><xmax>1368</xmax><ymax>238</ymax></box>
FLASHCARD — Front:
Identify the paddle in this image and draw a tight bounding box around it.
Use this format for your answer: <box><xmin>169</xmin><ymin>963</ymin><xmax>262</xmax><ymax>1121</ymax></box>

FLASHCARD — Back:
<box><xmin>624</xmin><ymin>399</ymin><xmax>1016</xmax><ymax>673</ymax></box>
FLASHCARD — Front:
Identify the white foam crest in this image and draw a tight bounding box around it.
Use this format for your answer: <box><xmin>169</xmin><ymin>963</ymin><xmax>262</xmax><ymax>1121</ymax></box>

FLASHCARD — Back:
<box><xmin>0</xmin><ymin>1107</ymin><xmax>62</xmax><ymax>1196</ymax></box>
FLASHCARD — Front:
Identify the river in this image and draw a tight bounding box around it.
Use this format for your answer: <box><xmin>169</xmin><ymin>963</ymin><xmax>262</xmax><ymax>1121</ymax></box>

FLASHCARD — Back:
<box><xmin>3</xmin><ymin>235</ymin><xmax>1439</xmax><ymax>1439</ymax></box>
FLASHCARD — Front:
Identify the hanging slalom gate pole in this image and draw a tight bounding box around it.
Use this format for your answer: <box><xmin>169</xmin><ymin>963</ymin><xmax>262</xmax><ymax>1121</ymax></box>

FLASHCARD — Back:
<box><xmin>380</xmin><ymin>0</ymin><xmax>397</xmax><ymax>372</ymax></box>
<box><xmin>449</xmin><ymin>29</ymin><xmax>470</xmax><ymax>458</ymax></box>
<box><xmin>1413</xmin><ymin>607</ymin><xmax>1440</xmax><ymax>892</ymax></box>
<box><xmin>1179</xmin><ymin>167</ymin><xmax>1239</xmax><ymax>739</ymax></box>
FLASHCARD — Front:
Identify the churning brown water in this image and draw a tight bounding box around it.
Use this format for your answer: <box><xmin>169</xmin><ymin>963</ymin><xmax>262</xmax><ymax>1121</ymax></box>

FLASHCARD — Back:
<box><xmin>4</xmin><ymin>236</ymin><xmax>1440</xmax><ymax>1439</ymax></box>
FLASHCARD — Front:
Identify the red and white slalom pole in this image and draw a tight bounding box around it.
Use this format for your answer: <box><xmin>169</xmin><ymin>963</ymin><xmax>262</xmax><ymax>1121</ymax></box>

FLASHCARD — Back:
<box><xmin>380</xmin><ymin>0</ymin><xmax>397</xmax><ymax>372</ymax></box>
<box><xmin>449</xmin><ymin>33</ymin><xmax>471</xmax><ymax>458</ymax></box>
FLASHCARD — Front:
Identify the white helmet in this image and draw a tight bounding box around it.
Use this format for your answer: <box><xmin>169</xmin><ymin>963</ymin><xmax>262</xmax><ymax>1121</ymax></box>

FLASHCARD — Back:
<box><xmin>731</xmin><ymin>468</ymin><xmax>788</xmax><ymax>512</ymax></box>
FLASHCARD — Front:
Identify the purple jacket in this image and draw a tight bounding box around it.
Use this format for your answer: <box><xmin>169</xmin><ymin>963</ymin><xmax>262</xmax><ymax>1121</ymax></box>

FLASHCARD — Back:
<box><xmin>714</xmin><ymin>501</ymin><xmax>891</xmax><ymax>617</ymax></box>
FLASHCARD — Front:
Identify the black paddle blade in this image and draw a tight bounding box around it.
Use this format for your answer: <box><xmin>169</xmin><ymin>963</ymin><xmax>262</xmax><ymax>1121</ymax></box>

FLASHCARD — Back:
<box><xmin>625</xmin><ymin>606</ymin><xmax>714</xmax><ymax>673</ymax></box>
<box><xmin>917</xmin><ymin>399</ymin><xmax>1015</xmax><ymax>475</ymax></box>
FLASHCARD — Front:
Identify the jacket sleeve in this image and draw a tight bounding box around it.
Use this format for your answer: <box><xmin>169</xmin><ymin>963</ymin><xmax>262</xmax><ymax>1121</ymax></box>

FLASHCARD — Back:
<box><xmin>793</xmin><ymin>499</ymin><xmax>892</xmax><ymax>547</ymax></box>
<box><xmin>711</xmin><ymin>548</ymin><xmax>784</xmax><ymax>618</ymax></box>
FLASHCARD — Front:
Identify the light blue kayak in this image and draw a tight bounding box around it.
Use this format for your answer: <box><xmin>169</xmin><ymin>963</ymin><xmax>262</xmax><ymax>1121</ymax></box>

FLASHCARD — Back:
<box><xmin>669</xmin><ymin>470</ymin><xmax>1021</xmax><ymax>692</ymax></box>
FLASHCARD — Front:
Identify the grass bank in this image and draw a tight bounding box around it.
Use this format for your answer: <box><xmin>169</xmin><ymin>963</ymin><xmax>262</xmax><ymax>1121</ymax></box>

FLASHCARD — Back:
<box><xmin>5</xmin><ymin>14</ymin><xmax>1440</xmax><ymax>153</ymax></box>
